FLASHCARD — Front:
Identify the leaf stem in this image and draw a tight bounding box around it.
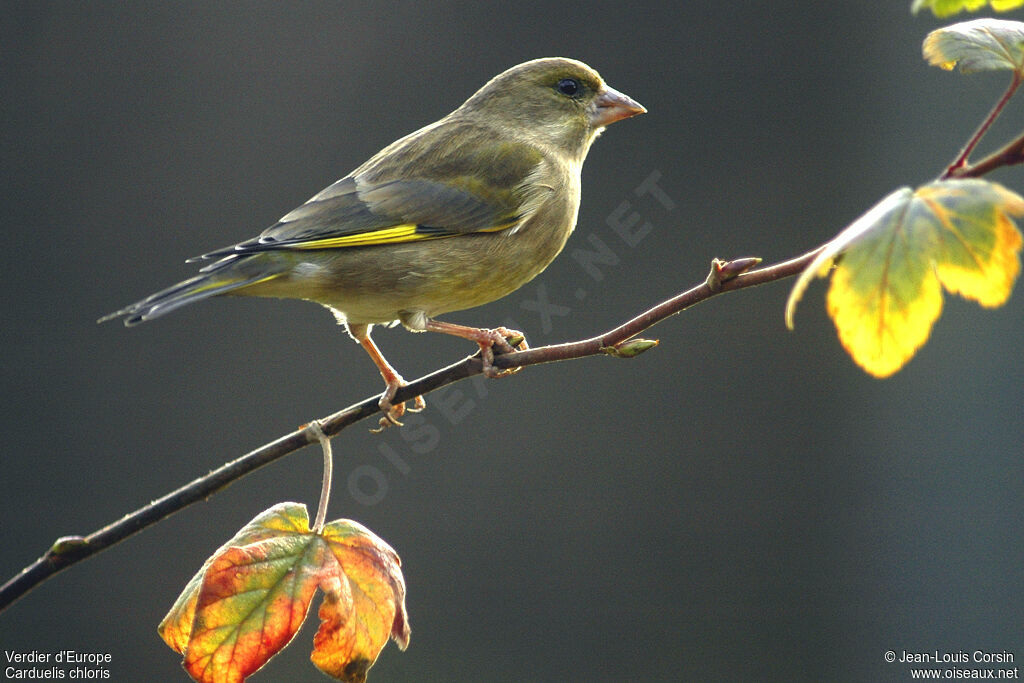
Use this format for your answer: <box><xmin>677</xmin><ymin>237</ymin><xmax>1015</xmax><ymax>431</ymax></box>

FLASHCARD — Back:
<box><xmin>943</xmin><ymin>72</ymin><xmax>1022</xmax><ymax>179</ymax></box>
<box><xmin>308</xmin><ymin>422</ymin><xmax>332</xmax><ymax>535</ymax></box>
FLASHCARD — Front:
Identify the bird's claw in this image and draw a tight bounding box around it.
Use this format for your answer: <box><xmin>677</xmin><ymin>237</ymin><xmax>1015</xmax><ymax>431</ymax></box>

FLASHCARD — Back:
<box><xmin>370</xmin><ymin>380</ymin><xmax>426</xmax><ymax>433</ymax></box>
<box><xmin>479</xmin><ymin>326</ymin><xmax>528</xmax><ymax>378</ymax></box>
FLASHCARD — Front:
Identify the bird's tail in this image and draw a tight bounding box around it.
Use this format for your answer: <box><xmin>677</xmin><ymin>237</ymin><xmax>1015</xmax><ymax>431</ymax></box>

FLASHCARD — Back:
<box><xmin>98</xmin><ymin>255</ymin><xmax>284</xmax><ymax>326</ymax></box>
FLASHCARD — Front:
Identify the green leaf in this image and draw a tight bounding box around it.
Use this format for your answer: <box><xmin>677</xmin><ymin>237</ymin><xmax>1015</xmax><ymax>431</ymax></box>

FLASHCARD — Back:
<box><xmin>159</xmin><ymin>502</ymin><xmax>408</xmax><ymax>683</ymax></box>
<box><xmin>786</xmin><ymin>179</ymin><xmax>1024</xmax><ymax>377</ymax></box>
<box><xmin>923</xmin><ymin>18</ymin><xmax>1024</xmax><ymax>73</ymax></box>
<box><xmin>913</xmin><ymin>0</ymin><xmax>1024</xmax><ymax>18</ymax></box>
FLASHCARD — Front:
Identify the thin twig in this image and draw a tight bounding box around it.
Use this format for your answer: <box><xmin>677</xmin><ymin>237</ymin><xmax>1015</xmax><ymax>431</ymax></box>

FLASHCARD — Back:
<box><xmin>0</xmin><ymin>247</ymin><xmax>822</xmax><ymax>613</ymax></box>
<box><xmin>943</xmin><ymin>73</ymin><xmax>1022</xmax><ymax>178</ymax></box>
<box><xmin>952</xmin><ymin>128</ymin><xmax>1024</xmax><ymax>179</ymax></box>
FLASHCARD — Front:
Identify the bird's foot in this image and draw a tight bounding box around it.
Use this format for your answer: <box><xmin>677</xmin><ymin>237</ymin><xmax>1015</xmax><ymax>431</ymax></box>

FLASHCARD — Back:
<box><xmin>423</xmin><ymin>319</ymin><xmax>528</xmax><ymax>378</ymax></box>
<box><xmin>371</xmin><ymin>379</ymin><xmax>427</xmax><ymax>433</ymax></box>
<box><xmin>477</xmin><ymin>326</ymin><xmax>529</xmax><ymax>378</ymax></box>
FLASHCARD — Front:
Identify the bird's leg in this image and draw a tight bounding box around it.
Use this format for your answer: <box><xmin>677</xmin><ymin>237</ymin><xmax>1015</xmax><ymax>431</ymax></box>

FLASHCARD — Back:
<box><xmin>424</xmin><ymin>320</ymin><xmax>529</xmax><ymax>378</ymax></box>
<box><xmin>353</xmin><ymin>329</ymin><xmax>425</xmax><ymax>431</ymax></box>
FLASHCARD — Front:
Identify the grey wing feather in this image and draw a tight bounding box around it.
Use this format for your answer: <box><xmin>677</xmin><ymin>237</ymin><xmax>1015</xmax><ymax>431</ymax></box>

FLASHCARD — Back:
<box><xmin>191</xmin><ymin>119</ymin><xmax>541</xmax><ymax>260</ymax></box>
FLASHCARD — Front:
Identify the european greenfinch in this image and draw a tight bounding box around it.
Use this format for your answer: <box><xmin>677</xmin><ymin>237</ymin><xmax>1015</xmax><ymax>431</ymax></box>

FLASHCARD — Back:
<box><xmin>101</xmin><ymin>57</ymin><xmax>645</xmax><ymax>428</ymax></box>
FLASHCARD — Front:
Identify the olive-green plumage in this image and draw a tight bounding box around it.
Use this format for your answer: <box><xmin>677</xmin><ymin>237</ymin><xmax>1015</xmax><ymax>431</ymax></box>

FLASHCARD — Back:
<box><xmin>102</xmin><ymin>57</ymin><xmax>645</xmax><ymax>426</ymax></box>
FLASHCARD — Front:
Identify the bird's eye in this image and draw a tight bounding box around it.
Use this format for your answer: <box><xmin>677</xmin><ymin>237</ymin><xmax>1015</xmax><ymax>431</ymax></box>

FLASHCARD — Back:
<box><xmin>556</xmin><ymin>78</ymin><xmax>580</xmax><ymax>97</ymax></box>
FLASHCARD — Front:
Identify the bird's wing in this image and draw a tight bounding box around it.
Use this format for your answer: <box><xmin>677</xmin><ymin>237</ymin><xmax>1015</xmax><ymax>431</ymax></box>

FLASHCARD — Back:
<box><xmin>194</xmin><ymin>120</ymin><xmax>547</xmax><ymax>260</ymax></box>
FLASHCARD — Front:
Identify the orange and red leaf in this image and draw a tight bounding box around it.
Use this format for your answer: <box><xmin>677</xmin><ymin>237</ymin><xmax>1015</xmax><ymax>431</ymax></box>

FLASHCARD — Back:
<box><xmin>159</xmin><ymin>503</ymin><xmax>408</xmax><ymax>682</ymax></box>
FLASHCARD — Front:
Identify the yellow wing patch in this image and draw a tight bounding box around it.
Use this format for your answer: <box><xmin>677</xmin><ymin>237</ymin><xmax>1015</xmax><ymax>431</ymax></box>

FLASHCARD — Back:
<box><xmin>291</xmin><ymin>224</ymin><xmax>424</xmax><ymax>249</ymax></box>
<box><xmin>288</xmin><ymin>221</ymin><xmax>517</xmax><ymax>250</ymax></box>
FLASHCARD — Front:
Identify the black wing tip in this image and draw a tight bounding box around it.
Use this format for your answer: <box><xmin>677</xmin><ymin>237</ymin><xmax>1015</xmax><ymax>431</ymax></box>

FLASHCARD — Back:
<box><xmin>187</xmin><ymin>249</ymin><xmax>234</xmax><ymax>263</ymax></box>
<box><xmin>188</xmin><ymin>237</ymin><xmax>276</xmax><ymax>262</ymax></box>
<box><xmin>96</xmin><ymin>308</ymin><xmax>146</xmax><ymax>326</ymax></box>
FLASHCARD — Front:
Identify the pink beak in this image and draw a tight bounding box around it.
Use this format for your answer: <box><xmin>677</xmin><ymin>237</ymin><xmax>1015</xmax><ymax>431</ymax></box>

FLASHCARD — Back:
<box><xmin>590</xmin><ymin>85</ymin><xmax>646</xmax><ymax>127</ymax></box>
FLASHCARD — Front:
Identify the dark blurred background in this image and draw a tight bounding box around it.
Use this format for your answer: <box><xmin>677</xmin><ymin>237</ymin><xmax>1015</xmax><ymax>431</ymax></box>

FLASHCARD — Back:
<box><xmin>2</xmin><ymin>2</ymin><xmax>1022</xmax><ymax>681</ymax></box>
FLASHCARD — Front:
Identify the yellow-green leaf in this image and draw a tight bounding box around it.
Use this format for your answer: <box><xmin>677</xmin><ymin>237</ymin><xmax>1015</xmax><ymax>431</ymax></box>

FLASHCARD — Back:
<box><xmin>913</xmin><ymin>0</ymin><xmax>1024</xmax><ymax>18</ymax></box>
<box><xmin>923</xmin><ymin>19</ymin><xmax>1024</xmax><ymax>73</ymax></box>
<box><xmin>786</xmin><ymin>179</ymin><xmax>1024</xmax><ymax>378</ymax></box>
<box><xmin>159</xmin><ymin>502</ymin><xmax>408</xmax><ymax>683</ymax></box>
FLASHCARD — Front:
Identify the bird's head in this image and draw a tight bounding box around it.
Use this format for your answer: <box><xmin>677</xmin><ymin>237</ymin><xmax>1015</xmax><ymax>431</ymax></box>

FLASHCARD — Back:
<box><xmin>458</xmin><ymin>57</ymin><xmax>646</xmax><ymax>161</ymax></box>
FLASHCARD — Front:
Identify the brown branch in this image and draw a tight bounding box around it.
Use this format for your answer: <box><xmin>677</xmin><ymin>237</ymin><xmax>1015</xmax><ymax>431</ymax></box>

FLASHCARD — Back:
<box><xmin>0</xmin><ymin>247</ymin><xmax>823</xmax><ymax>613</ymax></box>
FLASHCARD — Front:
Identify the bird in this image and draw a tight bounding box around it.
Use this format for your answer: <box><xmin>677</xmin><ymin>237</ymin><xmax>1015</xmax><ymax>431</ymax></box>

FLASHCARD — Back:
<box><xmin>100</xmin><ymin>57</ymin><xmax>646</xmax><ymax>429</ymax></box>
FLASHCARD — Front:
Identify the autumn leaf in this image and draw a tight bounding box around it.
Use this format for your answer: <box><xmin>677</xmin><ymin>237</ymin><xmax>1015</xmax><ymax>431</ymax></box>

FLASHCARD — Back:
<box><xmin>913</xmin><ymin>0</ymin><xmax>1024</xmax><ymax>18</ymax></box>
<box><xmin>923</xmin><ymin>18</ymin><xmax>1024</xmax><ymax>73</ymax></box>
<box><xmin>159</xmin><ymin>502</ymin><xmax>408</xmax><ymax>683</ymax></box>
<box><xmin>786</xmin><ymin>179</ymin><xmax>1024</xmax><ymax>377</ymax></box>
<box><xmin>158</xmin><ymin>503</ymin><xmax>309</xmax><ymax>655</ymax></box>
<box><xmin>311</xmin><ymin>521</ymin><xmax>409</xmax><ymax>681</ymax></box>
